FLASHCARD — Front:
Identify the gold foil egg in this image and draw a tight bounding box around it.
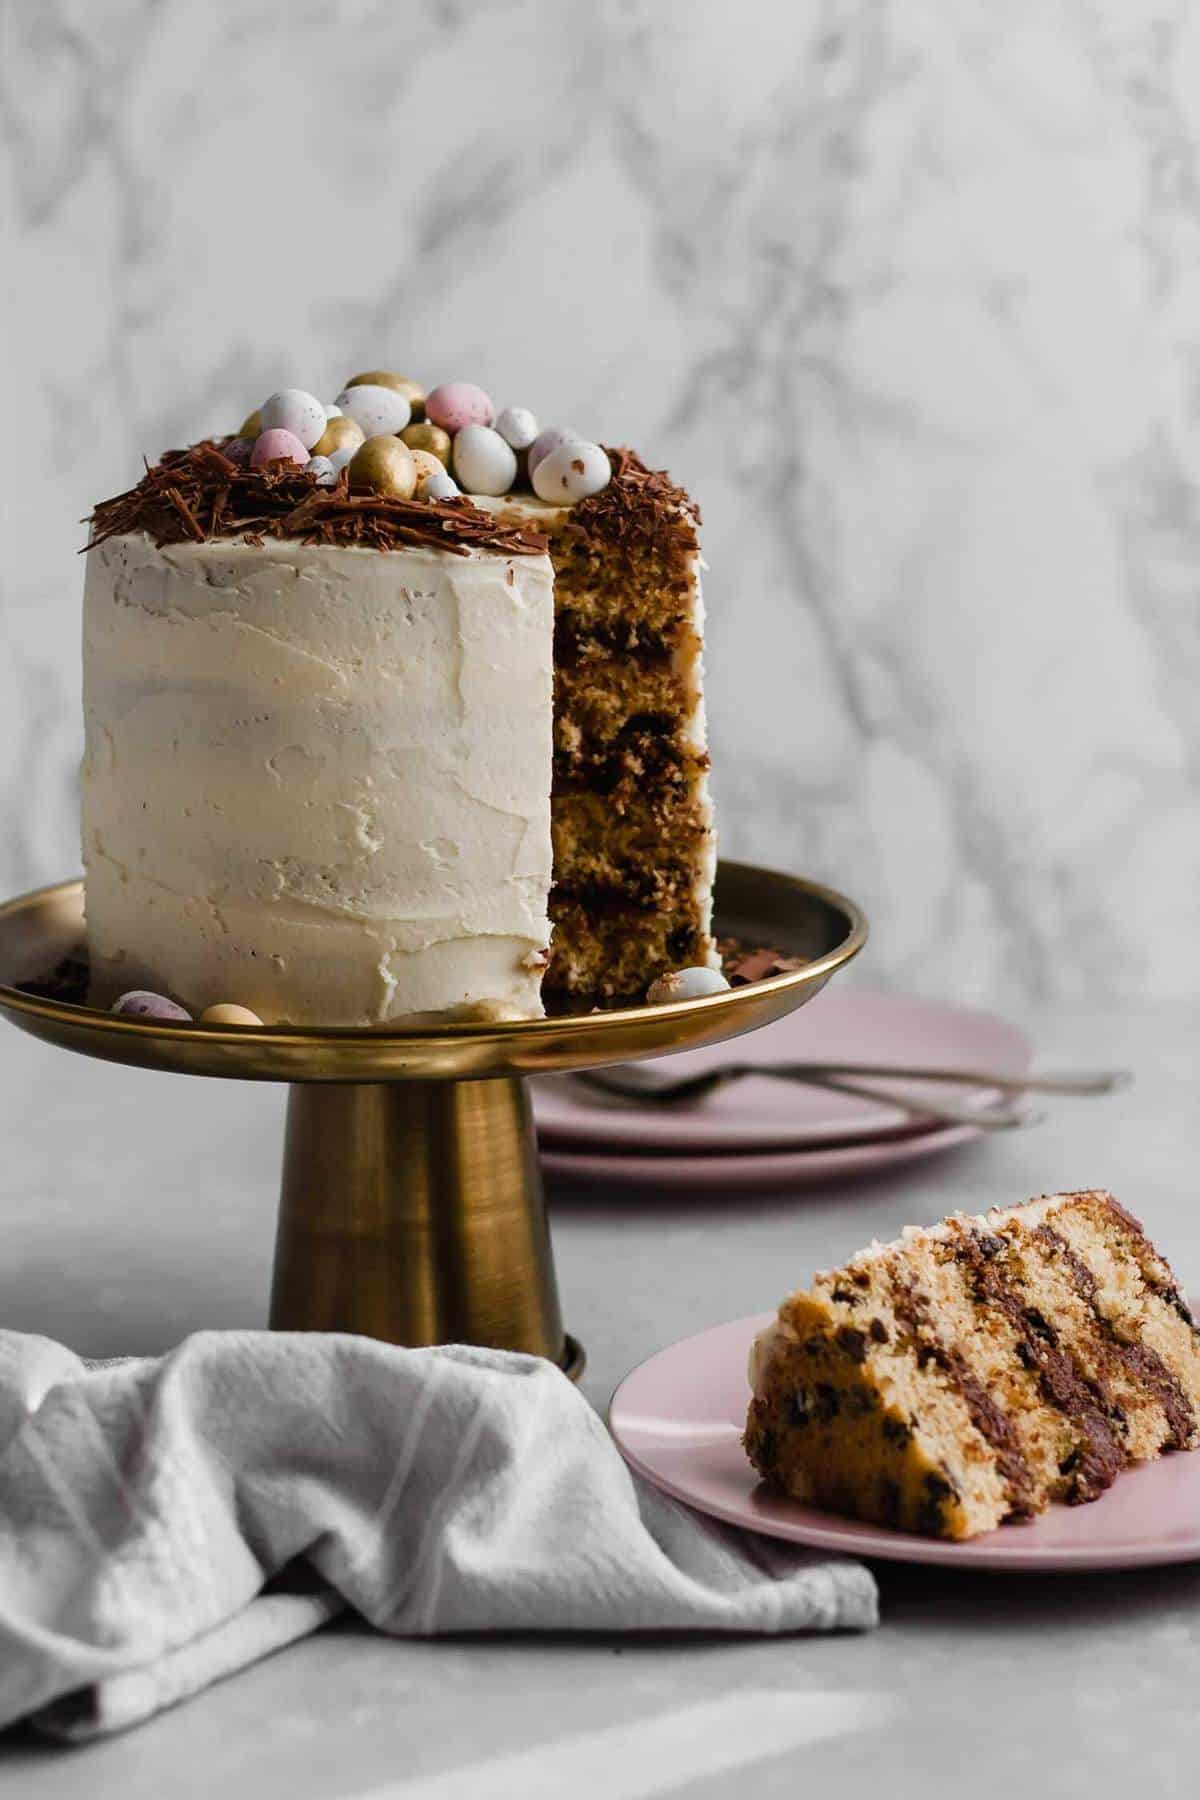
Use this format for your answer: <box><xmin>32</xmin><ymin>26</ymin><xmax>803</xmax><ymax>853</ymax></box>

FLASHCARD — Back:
<box><xmin>348</xmin><ymin>435</ymin><xmax>417</xmax><ymax>500</ymax></box>
<box><xmin>401</xmin><ymin>421</ymin><xmax>452</xmax><ymax>467</ymax></box>
<box><xmin>345</xmin><ymin>371</ymin><xmax>426</xmax><ymax>420</ymax></box>
<box><xmin>200</xmin><ymin>1003</ymin><xmax>264</xmax><ymax>1026</ymax></box>
<box><xmin>238</xmin><ymin>407</ymin><xmax>263</xmax><ymax>438</ymax></box>
<box><xmin>311</xmin><ymin>414</ymin><xmax>365</xmax><ymax>461</ymax></box>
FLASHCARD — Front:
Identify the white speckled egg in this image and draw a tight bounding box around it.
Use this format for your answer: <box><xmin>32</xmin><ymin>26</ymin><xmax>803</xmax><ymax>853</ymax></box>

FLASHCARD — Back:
<box><xmin>260</xmin><ymin>388</ymin><xmax>327</xmax><ymax>450</ymax></box>
<box><xmin>494</xmin><ymin>406</ymin><xmax>539</xmax><ymax>451</ymax></box>
<box><xmin>336</xmin><ymin>383</ymin><xmax>412</xmax><ymax>437</ymax></box>
<box><xmin>531</xmin><ymin>439</ymin><xmax>611</xmax><ymax>503</ymax></box>
<box><xmin>646</xmin><ymin>966</ymin><xmax>731</xmax><ymax>1006</ymax></box>
<box><xmin>452</xmin><ymin>423</ymin><xmax>517</xmax><ymax>496</ymax></box>
<box><xmin>421</xmin><ymin>467</ymin><xmax>461</xmax><ymax>502</ymax></box>
<box><xmin>324</xmin><ymin>402</ymin><xmax>342</xmax><ymax>418</ymax></box>
<box><xmin>308</xmin><ymin>455</ymin><xmax>337</xmax><ymax>487</ymax></box>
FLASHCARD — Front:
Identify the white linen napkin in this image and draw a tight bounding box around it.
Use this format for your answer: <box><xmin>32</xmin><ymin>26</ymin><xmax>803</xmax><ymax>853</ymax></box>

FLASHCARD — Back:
<box><xmin>0</xmin><ymin>1329</ymin><xmax>876</xmax><ymax>1741</ymax></box>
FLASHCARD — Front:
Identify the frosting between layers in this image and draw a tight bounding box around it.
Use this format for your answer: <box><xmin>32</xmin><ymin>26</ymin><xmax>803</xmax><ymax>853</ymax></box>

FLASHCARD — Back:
<box><xmin>82</xmin><ymin>532</ymin><xmax>555</xmax><ymax>1024</ymax></box>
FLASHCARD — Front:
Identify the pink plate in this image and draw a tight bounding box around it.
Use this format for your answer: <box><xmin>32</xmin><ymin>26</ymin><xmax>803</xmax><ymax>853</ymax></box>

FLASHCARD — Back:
<box><xmin>532</xmin><ymin>990</ymin><xmax>1031</xmax><ymax>1153</ymax></box>
<box><xmin>610</xmin><ymin>1312</ymin><xmax>1200</xmax><ymax>1571</ymax></box>
<box><xmin>540</xmin><ymin>1122</ymin><xmax>980</xmax><ymax>1191</ymax></box>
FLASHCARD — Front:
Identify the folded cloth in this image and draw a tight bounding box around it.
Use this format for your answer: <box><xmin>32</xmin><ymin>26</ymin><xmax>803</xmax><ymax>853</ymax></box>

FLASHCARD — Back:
<box><xmin>0</xmin><ymin>1329</ymin><xmax>876</xmax><ymax>1741</ymax></box>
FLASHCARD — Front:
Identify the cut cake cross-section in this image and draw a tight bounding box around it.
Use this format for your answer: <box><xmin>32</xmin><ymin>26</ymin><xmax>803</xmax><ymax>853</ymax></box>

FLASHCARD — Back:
<box><xmin>744</xmin><ymin>1191</ymin><xmax>1200</xmax><ymax>1540</ymax></box>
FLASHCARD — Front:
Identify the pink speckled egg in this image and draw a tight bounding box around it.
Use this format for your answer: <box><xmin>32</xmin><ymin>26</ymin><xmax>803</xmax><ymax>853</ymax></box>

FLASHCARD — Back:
<box><xmin>112</xmin><ymin>990</ymin><xmax>193</xmax><ymax>1022</ymax></box>
<box><xmin>526</xmin><ymin>425</ymin><xmax>580</xmax><ymax>480</ymax></box>
<box><xmin>425</xmin><ymin>382</ymin><xmax>494</xmax><ymax>434</ymax></box>
<box><xmin>251</xmin><ymin>428</ymin><xmax>310</xmax><ymax>470</ymax></box>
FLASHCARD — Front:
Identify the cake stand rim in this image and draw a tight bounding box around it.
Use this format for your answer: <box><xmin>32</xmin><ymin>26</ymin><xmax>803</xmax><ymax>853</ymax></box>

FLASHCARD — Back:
<box><xmin>0</xmin><ymin>860</ymin><xmax>868</xmax><ymax>1081</ymax></box>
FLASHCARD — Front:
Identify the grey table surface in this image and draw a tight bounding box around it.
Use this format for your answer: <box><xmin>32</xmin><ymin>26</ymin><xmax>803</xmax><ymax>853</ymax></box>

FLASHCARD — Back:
<box><xmin>0</xmin><ymin>995</ymin><xmax>1197</xmax><ymax>1797</ymax></box>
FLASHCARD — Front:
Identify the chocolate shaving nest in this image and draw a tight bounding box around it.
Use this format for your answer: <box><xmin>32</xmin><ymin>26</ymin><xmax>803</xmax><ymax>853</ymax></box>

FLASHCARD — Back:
<box><xmin>85</xmin><ymin>441</ymin><xmax>698</xmax><ymax>563</ymax></box>
<box><xmin>86</xmin><ymin>441</ymin><xmax>549</xmax><ymax>559</ymax></box>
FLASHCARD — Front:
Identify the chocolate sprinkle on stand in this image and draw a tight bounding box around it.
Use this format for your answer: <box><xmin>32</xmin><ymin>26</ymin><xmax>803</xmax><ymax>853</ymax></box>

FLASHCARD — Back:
<box><xmin>716</xmin><ymin>937</ymin><xmax>810</xmax><ymax>985</ymax></box>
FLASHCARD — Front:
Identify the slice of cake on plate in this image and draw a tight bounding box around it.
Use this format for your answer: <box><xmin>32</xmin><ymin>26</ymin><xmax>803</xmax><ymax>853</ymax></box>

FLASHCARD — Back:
<box><xmin>744</xmin><ymin>1190</ymin><xmax>1200</xmax><ymax>1540</ymax></box>
<box><xmin>82</xmin><ymin>372</ymin><xmax>718</xmax><ymax>1026</ymax></box>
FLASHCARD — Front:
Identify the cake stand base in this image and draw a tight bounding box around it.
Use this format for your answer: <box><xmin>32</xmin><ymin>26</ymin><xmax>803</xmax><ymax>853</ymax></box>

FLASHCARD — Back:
<box><xmin>0</xmin><ymin>862</ymin><xmax>865</xmax><ymax>1378</ymax></box>
<box><xmin>272</xmin><ymin>1077</ymin><xmax>572</xmax><ymax>1370</ymax></box>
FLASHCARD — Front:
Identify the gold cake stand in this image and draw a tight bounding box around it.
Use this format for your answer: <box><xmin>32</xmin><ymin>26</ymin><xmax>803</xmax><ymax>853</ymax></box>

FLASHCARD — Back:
<box><xmin>0</xmin><ymin>861</ymin><xmax>865</xmax><ymax>1378</ymax></box>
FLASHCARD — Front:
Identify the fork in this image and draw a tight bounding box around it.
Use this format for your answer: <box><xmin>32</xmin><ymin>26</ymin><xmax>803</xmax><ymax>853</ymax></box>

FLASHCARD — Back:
<box><xmin>573</xmin><ymin>1059</ymin><xmax>1128</xmax><ymax>1131</ymax></box>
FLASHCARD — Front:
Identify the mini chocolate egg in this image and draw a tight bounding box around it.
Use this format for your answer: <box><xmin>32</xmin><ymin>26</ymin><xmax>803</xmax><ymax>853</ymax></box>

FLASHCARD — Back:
<box><xmin>532</xmin><ymin>439</ymin><xmax>611</xmax><ymax>503</ymax></box>
<box><xmin>345</xmin><ymin>371</ymin><xmax>427</xmax><ymax>420</ymax></box>
<box><xmin>348</xmin><ymin>435</ymin><xmax>417</xmax><ymax>499</ymax></box>
<box><xmin>311</xmin><ymin>413</ymin><xmax>365</xmax><ymax>463</ymax></box>
<box><xmin>223</xmin><ymin>436</ymin><xmax>253</xmax><ymax>467</ymax></box>
<box><xmin>260</xmin><ymin>388</ymin><xmax>327</xmax><ymax>450</ymax></box>
<box><xmin>470</xmin><ymin>998</ymin><xmax>530</xmax><ymax>1023</ymax></box>
<box><xmin>251</xmin><ymin>428</ymin><xmax>310</xmax><ymax>470</ymax></box>
<box><xmin>112</xmin><ymin>990</ymin><xmax>192</xmax><ymax>1022</ymax></box>
<box><xmin>495</xmin><ymin>406</ymin><xmax>539</xmax><ymax>451</ymax></box>
<box><xmin>421</xmin><ymin>467</ymin><xmax>461</xmax><ymax>502</ymax></box>
<box><xmin>452</xmin><ymin>423</ymin><xmax>517</xmax><ymax>496</ymax></box>
<box><xmin>401</xmin><ymin>420</ymin><xmax>453</xmax><ymax>468</ymax></box>
<box><xmin>526</xmin><ymin>425</ymin><xmax>580</xmax><ymax>480</ymax></box>
<box><xmin>238</xmin><ymin>407</ymin><xmax>263</xmax><ymax>439</ymax></box>
<box><xmin>336</xmin><ymin>383</ymin><xmax>412</xmax><ymax>437</ymax></box>
<box><xmin>200</xmin><ymin>1002</ymin><xmax>264</xmax><ymax>1026</ymax></box>
<box><xmin>324</xmin><ymin>402</ymin><xmax>342</xmax><ymax>418</ymax></box>
<box><xmin>408</xmin><ymin>448</ymin><xmax>446</xmax><ymax>485</ymax></box>
<box><xmin>308</xmin><ymin>455</ymin><xmax>337</xmax><ymax>488</ymax></box>
<box><xmin>646</xmin><ymin>966</ymin><xmax>731</xmax><ymax>1006</ymax></box>
<box><xmin>425</xmin><ymin>381</ymin><xmax>494</xmax><ymax>434</ymax></box>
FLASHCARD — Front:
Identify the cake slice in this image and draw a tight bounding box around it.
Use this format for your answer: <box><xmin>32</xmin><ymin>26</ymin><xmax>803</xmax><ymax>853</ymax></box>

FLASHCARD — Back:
<box><xmin>744</xmin><ymin>1191</ymin><xmax>1200</xmax><ymax>1539</ymax></box>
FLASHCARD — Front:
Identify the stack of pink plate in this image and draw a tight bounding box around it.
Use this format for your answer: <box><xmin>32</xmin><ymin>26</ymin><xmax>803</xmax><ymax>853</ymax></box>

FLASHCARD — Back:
<box><xmin>533</xmin><ymin>989</ymin><xmax>1032</xmax><ymax>1191</ymax></box>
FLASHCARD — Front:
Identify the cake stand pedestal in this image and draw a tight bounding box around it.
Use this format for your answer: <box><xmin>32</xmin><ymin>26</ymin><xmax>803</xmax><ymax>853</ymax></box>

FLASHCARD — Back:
<box><xmin>0</xmin><ymin>861</ymin><xmax>865</xmax><ymax>1377</ymax></box>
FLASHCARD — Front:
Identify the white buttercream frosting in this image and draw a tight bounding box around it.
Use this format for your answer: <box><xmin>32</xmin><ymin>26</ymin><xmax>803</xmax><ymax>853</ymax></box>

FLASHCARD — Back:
<box><xmin>81</xmin><ymin>531</ymin><xmax>555</xmax><ymax>1025</ymax></box>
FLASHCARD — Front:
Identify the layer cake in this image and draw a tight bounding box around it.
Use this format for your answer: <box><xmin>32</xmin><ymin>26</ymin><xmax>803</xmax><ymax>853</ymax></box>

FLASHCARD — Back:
<box><xmin>82</xmin><ymin>375</ymin><xmax>717</xmax><ymax>1025</ymax></box>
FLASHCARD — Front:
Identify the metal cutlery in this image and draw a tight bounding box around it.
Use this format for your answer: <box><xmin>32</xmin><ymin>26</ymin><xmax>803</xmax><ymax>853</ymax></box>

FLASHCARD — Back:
<box><xmin>573</xmin><ymin>1059</ymin><xmax>1130</xmax><ymax>1132</ymax></box>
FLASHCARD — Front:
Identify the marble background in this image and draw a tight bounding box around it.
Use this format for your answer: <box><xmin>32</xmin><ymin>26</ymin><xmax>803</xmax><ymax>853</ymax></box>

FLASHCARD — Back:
<box><xmin>2</xmin><ymin>0</ymin><xmax>1197</xmax><ymax>1005</ymax></box>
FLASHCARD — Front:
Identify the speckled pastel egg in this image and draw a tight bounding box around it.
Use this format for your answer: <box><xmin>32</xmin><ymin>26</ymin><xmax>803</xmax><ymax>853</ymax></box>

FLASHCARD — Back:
<box><xmin>308</xmin><ymin>455</ymin><xmax>337</xmax><ymax>488</ymax></box>
<box><xmin>200</xmin><ymin>1002</ymin><xmax>264</xmax><ymax>1026</ymax></box>
<box><xmin>260</xmin><ymin>389</ymin><xmax>327</xmax><ymax>450</ymax></box>
<box><xmin>526</xmin><ymin>426</ymin><xmax>580</xmax><ymax>480</ymax></box>
<box><xmin>251</xmin><ymin>428</ymin><xmax>310</xmax><ymax>470</ymax></box>
<box><xmin>420</xmin><ymin>467</ymin><xmax>461</xmax><ymax>502</ymax></box>
<box><xmin>495</xmin><ymin>406</ymin><xmax>539</xmax><ymax>452</ymax></box>
<box><xmin>336</xmin><ymin>383</ymin><xmax>411</xmax><ymax>438</ymax></box>
<box><xmin>646</xmin><ymin>966</ymin><xmax>731</xmax><ymax>1006</ymax></box>
<box><xmin>311</xmin><ymin>414</ymin><xmax>364</xmax><ymax>464</ymax></box>
<box><xmin>223</xmin><ymin>436</ymin><xmax>253</xmax><ymax>467</ymax></box>
<box><xmin>348</xmin><ymin>435</ymin><xmax>417</xmax><ymax>500</ymax></box>
<box><xmin>407</xmin><ymin>448</ymin><xmax>447</xmax><ymax>485</ymax></box>
<box><xmin>452</xmin><ymin>423</ymin><xmax>517</xmax><ymax>496</ymax></box>
<box><xmin>401</xmin><ymin>421</ymin><xmax>452</xmax><ymax>468</ymax></box>
<box><xmin>112</xmin><ymin>990</ymin><xmax>193</xmax><ymax>1022</ymax></box>
<box><xmin>238</xmin><ymin>406</ymin><xmax>263</xmax><ymax>439</ymax></box>
<box><xmin>532</xmin><ymin>439</ymin><xmax>611</xmax><ymax>504</ymax></box>
<box><xmin>425</xmin><ymin>382</ymin><xmax>494</xmax><ymax>434</ymax></box>
<box><xmin>345</xmin><ymin>371</ymin><xmax>426</xmax><ymax>420</ymax></box>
